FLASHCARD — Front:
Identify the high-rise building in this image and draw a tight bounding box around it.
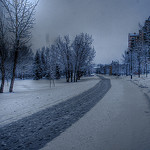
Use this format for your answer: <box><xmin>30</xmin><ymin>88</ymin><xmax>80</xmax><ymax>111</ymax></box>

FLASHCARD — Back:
<box><xmin>128</xmin><ymin>17</ymin><xmax>150</xmax><ymax>50</ymax></box>
<box><xmin>128</xmin><ymin>33</ymin><xmax>139</xmax><ymax>50</ymax></box>
<box><xmin>143</xmin><ymin>16</ymin><xmax>150</xmax><ymax>46</ymax></box>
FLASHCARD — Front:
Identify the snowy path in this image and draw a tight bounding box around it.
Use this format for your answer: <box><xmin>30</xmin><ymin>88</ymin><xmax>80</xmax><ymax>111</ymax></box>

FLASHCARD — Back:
<box><xmin>41</xmin><ymin>76</ymin><xmax>150</xmax><ymax>150</ymax></box>
<box><xmin>0</xmin><ymin>76</ymin><xmax>99</xmax><ymax>127</ymax></box>
<box><xmin>0</xmin><ymin>76</ymin><xmax>110</xmax><ymax>150</ymax></box>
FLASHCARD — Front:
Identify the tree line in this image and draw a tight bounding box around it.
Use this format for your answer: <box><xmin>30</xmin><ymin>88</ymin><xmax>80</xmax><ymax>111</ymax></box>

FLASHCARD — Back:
<box><xmin>122</xmin><ymin>23</ymin><xmax>150</xmax><ymax>79</ymax></box>
<box><xmin>0</xmin><ymin>0</ymin><xmax>95</xmax><ymax>93</ymax></box>
<box><xmin>33</xmin><ymin>34</ymin><xmax>95</xmax><ymax>83</ymax></box>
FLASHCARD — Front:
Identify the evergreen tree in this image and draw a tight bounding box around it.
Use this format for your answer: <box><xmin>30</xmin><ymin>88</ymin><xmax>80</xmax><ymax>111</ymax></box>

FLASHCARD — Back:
<box><xmin>33</xmin><ymin>51</ymin><xmax>42</xmax><ymax>80</ymax></box>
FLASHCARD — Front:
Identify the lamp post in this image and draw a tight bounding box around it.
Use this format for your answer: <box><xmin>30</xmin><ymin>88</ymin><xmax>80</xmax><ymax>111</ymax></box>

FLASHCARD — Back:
<box><xmin>126</xmin><ymin>51</ymin><xmax>129</xmax><ymax>76</ymax></box>
<box><xmin>130</xmin><ymin>48</ymin><xmax>133</xmax><ymax>79</ymax></box>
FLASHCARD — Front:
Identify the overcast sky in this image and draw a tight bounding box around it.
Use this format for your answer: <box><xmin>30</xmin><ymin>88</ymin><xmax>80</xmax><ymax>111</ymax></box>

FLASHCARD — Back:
<box><xmin>31</xmin><ymin>0</ymin><xmax>150</xmax><ymax>64</ymax></box>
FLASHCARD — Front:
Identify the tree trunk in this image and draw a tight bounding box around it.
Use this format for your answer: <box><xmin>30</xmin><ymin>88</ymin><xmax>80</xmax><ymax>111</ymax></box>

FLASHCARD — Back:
<box><xmin>126</xmin><ymin>64</ymin><xmax>128</xmax><ymax>76</ymax></box>
<box><xmin>130</xmin><ymin>50</ymin><xmax>133</xmax><ymax>80</ymax></box>
<box><xmin>67</xmin><ymin>77</ymin><xmax>69</xmax><ymax>82</ymax></box>
<box><xmin>76</xmin><ymin>74</ymin><xmax>78</xmax><ymax>82</ymax></box>
<box><xmin>138</xmin><ymin>62</ymin><xmax>141</xmax><ymax>78</ymax></box>
<box><xmin>0</xmin><ymin>59</ymin><xmax>5</xmax><ymax>93</ymax></box>
<box><xmin>71</xmin><ymin>69</ymin><xmax>73</xmax><ymax>82</ymax></box>
<box><xmin>65</xmin><ymin>71</ymin><xmax>67</xmax><ymax>82</ymax></box>
<box><xmin>78</xmin><ymin>71</ymin><xmax>81</xmax><ymax>80</ymax></box>
<box><xmin>67</xmin><ymin>69</ymin><xmax>70</xmax><ymax>82</ymax></box>
<box><xmin>74</xmin><ymin>65</ymin><xmax>77</xmax><ymax>82</ymax></box>
<box><xmin>9</xmin><ymin>50</ymin><xmax>18</xmax><ymax>92</ymax></box>
<box><xmin>146</xmin><ymin>63</ymin><xmax>148</xmax><ymax>77</ymax></box>
<box><xmin>66</xmin><ymin>70</ymin><xmax>69</xmax><ymax>82</ymax></box>
<box><xmin>74</xmin><ymin>73</ymin><xmax>76</xmax><ymax>82</ymax></box>
<box><xmin>75</xmin><ymin>69</ymin><xmax>78</xmax><ymax>82</ymax></box>
<box><xmin>76</xmin><ymin>70</ymin><xmax>79</xmax><ymax>82</ymax></box>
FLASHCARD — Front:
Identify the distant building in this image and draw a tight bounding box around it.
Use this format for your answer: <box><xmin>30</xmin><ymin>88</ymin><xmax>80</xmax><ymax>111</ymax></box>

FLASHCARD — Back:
<box><xmin>142</xmin><ymin>16</ymin><xmax>150</xmax><ymax>46</ymax></box>
<box><xmin>111</xmin><ymin>61</ymin><xmax>120</xmax><ymax>75</ymax></box>
<box><xmin>127</xmin><ymin>16</ymin><xmax>150</xmax><ymax>76</ymax></box>
<box><xmin>128</xmin><ymin>33</ymin><xmax>139</xmax><ymax>50</ymax></box>
<box><xmin>138</xmin><ymin>29</ymin><xmax>144</xmax><ymax>46</ymax></box>
<box><xmin>128</xmin><ymin>16</ymin><xmax>150</xmax><ymax>49</ymax></box>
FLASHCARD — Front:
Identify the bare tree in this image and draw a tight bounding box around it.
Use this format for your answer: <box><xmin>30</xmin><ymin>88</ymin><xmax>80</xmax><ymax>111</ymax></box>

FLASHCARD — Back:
<box><xmin>143</xmin><ymin>45</ymin><xmax>149</xmax><ymax>77</ymax></box>
<box><xmin>72</xmin><ymin>33</ymin><xmax>95</xmax><ymax>82</ymax></box>
<box><xmin>0</xmin><ymin>6</ymin><xmax>9</xmax><ymax>93</ymax></box>
<box><xmin>56</xmin><ymin>35</ymin><xmax>72</xmax><ymax>82</ymax></box>
<box><xmin>46</xmin><ymin>33</ymin><xmax>95</xmax><ymax>83</ymax></box>
<box><xmin>0</xmin><ymin>0</ymin><xmax>39</xmax><ymax>92</ymax></box>
<box><xmin>45</xmin><ymin>45</ymin><xmax>58</xmax><ymax>87</ymax></box>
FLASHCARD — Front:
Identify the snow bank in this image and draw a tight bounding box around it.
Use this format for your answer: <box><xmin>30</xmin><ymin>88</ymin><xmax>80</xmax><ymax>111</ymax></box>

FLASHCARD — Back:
<box><xmin>0</xmin><ymin>76</ymin><xmax>100</xmax><ymax>127</ymax></box>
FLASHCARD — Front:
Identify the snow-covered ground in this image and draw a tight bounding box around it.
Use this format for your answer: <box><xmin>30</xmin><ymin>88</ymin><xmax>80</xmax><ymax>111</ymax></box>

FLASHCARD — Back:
<box><xmin>122</xmin><ymin>75</ymin><xmax>150</xmax><ymax>98</ymax></box>
<box><xmin>0</xmin><ymin>76</ymin><xmax>99</xmax><ymax>127</ymax></box>
<box><xmin>41</xmin><ymin>76</ymin><xmax>150</xmax><ymax>150</ymax></box>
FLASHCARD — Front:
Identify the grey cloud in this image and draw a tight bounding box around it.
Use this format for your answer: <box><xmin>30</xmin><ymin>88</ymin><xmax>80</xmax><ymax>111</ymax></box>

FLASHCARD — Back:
<box><xmin>31</xmin><ymin>0</ymin><xmax>150</xmax><ymax>64</ymax></box>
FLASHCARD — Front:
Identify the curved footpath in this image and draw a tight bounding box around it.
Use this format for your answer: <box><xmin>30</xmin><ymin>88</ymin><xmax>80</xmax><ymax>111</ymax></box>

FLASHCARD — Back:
<box><xmin>41</xmin><ymin>76</ymin><xmax>150</xmax><ymax>150</ymax></box>
<box><xmin>0</xmin><ymin>76</ymin><xmax>111</xmax><ymax>150</ymax></box>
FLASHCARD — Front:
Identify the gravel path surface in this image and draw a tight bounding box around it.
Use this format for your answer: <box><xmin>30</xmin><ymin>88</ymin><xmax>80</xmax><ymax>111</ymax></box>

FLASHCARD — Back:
<box><xmin>0</xmin><ymin>76</ymin><xmax>111</xmax><ymax>150</ymax></box>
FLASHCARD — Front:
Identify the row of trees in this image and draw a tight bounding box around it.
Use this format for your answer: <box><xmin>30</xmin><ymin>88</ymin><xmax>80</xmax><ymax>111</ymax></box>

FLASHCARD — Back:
<box><xmin>33</xmin><ymin>33</ymin><xmax>95</xmax><ymax>83</ymax></box>
<box><xmin>96</xmin><ymin>45</ymin><xmax>150</xmax><ymax>77</ymax></box>
<box><xmin>122</xmin><ymin>32</ymin><xmax>150</xmax><ymax>78</ymax></box>
<box><xmin>122</xmin><ymin>45</ymin><xmax>149</xmax><ymax>78</ymax></box>
<box><xmin>56</xmin><ymin>34</ymin><xmax>95</xmax><ymax>82</ymax></box>
<box><xmin>0</xmin><ymin>32</ymin><xmax>95</xmax><ymax>93</ymax></box>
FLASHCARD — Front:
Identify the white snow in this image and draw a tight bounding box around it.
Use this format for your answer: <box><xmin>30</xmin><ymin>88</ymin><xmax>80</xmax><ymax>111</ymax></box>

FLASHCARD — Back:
<box><xmin>0</xmin><ymin>76</ymin><xmax>99</xmax><ymax>127</ymax></box>
<box><xmin>41</xmin><ymin>76</ymin><xmax>150</xmax><ymax>150</ymax></box>
<box><xmin>122</xmin><ymin>75</ymin><xmax>150</xmax><ymax>98</ymax></box>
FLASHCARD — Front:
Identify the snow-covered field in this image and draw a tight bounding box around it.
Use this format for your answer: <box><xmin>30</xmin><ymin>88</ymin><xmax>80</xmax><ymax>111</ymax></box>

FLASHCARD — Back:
<box><xmin>0</xmin><ymin>76</ymin><xmax>99</xmax><ymax>127</ymax></box>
